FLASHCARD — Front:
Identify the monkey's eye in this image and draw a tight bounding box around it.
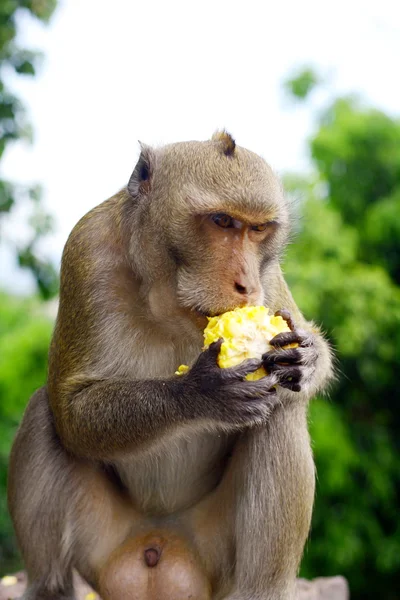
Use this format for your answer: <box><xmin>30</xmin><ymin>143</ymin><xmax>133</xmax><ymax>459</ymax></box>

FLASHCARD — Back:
<box><xmin>211</xmin><ymin>213</ymin><xmax>234</xmax><ymax>228</ymax></box>
<box><xmin>251</xmin><ymin>223</ymin><xmax>269</xmax><ymax>232</ymax></box>
<box><xmin>251</xmin><ymin>221</ymin><xmax>277</xmax><ymax>232</ymax></box>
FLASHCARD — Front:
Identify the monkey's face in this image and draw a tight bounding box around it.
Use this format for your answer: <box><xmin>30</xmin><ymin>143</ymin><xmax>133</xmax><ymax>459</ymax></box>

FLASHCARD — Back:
<box><xmin>173</xmin><ymin>206</ymin><xmax>285</xmax><ymax>318</ymax></box>
<box><xmin>128</xmin><ymin>136</ymin><xmax>290</xmax><ymax>322</ymax></box>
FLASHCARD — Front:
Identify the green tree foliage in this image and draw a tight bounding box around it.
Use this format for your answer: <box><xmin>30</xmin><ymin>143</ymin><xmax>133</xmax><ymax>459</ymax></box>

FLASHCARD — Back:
<box><xmin>284</xmin><ymin>75</ymin><xmax>400</xmax><ymax>599</ymax></box>
<box><xmin>0</xmin><ymin>0</ymin><xmax>58</xmax><ymax>299</ymax></box>
<box><xmin>284</xmin><ymin>65</ymin><xmax>321</xmax><ymax>100</ymax></box>
<box><xmin>0</xmin><ymin>292</ymin><xmax>53</xmax><ymax>571</ymax></box>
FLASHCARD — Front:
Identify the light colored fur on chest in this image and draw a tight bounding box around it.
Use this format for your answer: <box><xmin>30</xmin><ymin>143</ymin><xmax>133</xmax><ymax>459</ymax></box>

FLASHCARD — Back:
<box><xmin>95</xmin><ymin>298</ymin><xmax>203</xmax><ymax>381</ymax></box>
<box><xmin>115</xmin><ymin>426</ymin><xmax>234</xmax><ymax>515</ymax></box>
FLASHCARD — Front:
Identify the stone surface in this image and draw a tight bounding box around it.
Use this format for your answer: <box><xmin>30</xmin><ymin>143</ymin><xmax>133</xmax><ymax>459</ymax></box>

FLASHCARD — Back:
<box><xmin>0</xmin><ymin>571</ymin><xmax>349</xmax><ymax>599</ymax></box>
<box><xmin>296</xmin><ymin>576</ymin><xmax>350</xmax><ymax>600</ymax></box>
<box><xmin>0</xmin><ymin>572</ymin><xmax>99</xmax><ymax>600</ymax></box>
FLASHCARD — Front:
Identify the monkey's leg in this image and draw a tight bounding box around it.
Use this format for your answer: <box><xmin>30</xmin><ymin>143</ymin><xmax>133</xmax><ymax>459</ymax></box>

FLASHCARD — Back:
<box><xmin>8</xmin><ymin>387</ymin><xmax>135</xmax><ymax>600</ymax></box>
<box><xmin>190</xmin><ymin>401</ymin><xmax>315</xmax><ymax>600</ymax></box>
<box><xmin>98</xmin><ymin>530</ymin><xmax>212</xmax><ymax>600</ymax></box>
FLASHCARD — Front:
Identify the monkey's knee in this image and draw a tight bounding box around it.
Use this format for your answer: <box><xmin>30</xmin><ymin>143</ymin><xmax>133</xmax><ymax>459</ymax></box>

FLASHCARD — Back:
<box><xmin>98</xmin><ymin>530</ymin><xmax>212</xmax><ymax>600</ymax></box>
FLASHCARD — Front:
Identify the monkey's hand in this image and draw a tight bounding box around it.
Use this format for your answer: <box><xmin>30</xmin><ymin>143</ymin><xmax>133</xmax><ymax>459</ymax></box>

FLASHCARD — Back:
<box><xmin>181</xmin><ymin>340</ymin><xmax>283</xmax><ymax>428</ymax></box>
<box><xmin>262</xmin><ymin>309</ymin><xmax>328</xmax><ymax>396</ymax></box>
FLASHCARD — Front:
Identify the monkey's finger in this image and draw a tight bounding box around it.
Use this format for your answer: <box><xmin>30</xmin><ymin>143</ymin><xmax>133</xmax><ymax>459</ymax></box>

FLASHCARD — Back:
<box><xmin>269</xmin><ymin>331</ymin><xmax>306</xmax><ymax>348</ymax></box>
<box><xmin>262</xmin><ymin>348</ymin><xmax>302</xmax><ymax>365</ymax></box>
<box><xmin>202</xmin><ymin>339</ymin><xmax>224</xmax><ymax>364</ymax></box>
<box><xmin>208</xmin><ymin>339</ymin><xmax>224</xmax><ymax>353</ymax></box>
<box><xmin>274</xmin><ymin>309</ymin><xmax>296</xmax><ymax>331</ymax></box>
<box><xmin>232</xmin><ymin>385</ymin><xmax>278</xmax><ymax>403</ymax></box>
<box><xmin>239</xmin><ymin>373</ymin><xmax>280</xmax><ymax>397</ymax></box>
<box><xmin>269</xmin><ymin>365</ymin><xmax>302</xmax><ymax>391</ymax></box>
<box><xmin>281</xmin><ymin>381</ymin><xmax>302</xmax><ymax>392</ymax></box>
<box><xmin>222</xmin><ymin>359</ymin><xmax>263</xmax><ymax>381</ymax></box>
<box><xmin>269</xmin><ymin>365</ymin><xmax>302</xmax><ymax>380</ymax></box>
<box><xmin>219</xmin><ymin>393</ymin><xmax>280</xmax><ymax>426</ymax></box>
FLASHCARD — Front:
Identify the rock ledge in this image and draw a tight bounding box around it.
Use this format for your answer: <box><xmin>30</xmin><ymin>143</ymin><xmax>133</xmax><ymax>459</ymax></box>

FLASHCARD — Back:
<box><xmin>0</xmin><ymin>571</ymin><xmax>350</xmax><ymax>599</ymax></box>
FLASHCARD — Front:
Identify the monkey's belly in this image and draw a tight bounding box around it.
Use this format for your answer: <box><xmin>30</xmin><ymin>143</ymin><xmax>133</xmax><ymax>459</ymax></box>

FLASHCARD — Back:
<box><xmin>115</xmin><ymin>430</ymin><xmax>235</xmax><ymax>515</ymax></box>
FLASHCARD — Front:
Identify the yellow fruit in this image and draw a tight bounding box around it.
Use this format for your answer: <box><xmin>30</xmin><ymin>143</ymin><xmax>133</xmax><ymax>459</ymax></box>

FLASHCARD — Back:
<box><xmin>176</xmin><ymin>306</ymin><xmax>293</xmax><ymax>381</ymax></box>
<box><xmin>1</xmin><ymin>575</ymin><xmax>18</xmax><ymax>586</ymax></box>
<box><xmin>175</xmin><ymin>364</ymin><xmax>190</xmax><ymax>375</ymax></box>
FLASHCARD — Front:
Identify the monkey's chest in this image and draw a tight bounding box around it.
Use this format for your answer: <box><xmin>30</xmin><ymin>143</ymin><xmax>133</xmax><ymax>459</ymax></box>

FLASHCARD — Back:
<box><xmin>115</xmin><ymin>430</ymin><xmax>235</xmax><ymax>516</ymax></box>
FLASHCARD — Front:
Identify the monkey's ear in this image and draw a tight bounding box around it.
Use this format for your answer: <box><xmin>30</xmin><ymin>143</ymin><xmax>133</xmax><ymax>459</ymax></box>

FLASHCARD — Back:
<box><xmin>211</xmin><ymin>130</ymin><xmax>236</xmax><ymax>157</ymax></box>
<box><xmin>127</xmin><ymin>144</ymin><xmax>155</xmax><ymax>198</ymax></box>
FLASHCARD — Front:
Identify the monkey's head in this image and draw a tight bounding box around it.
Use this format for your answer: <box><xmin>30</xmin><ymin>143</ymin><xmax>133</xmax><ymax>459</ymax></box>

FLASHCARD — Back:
<box><xmin>126</xmin><ymin>131</ymin><xmax>291</xmax><ymax>321</ymax></box>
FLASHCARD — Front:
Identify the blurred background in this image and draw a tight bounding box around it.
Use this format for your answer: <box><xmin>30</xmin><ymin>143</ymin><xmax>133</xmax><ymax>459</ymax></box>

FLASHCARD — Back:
<box><xmin>0</xmin><ymin>1</ymin><xmax>399</xmax><ymax>598</ymax></box>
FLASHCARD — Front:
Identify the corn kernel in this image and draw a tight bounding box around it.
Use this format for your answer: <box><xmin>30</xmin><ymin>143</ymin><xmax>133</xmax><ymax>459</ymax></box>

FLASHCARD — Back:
<box><xmin>175</xmin><ymin>364</ymin><xmax>190</xmax><ymax>375</ymax></box>
<box><xmin>1</xmin><ymin>575</ymin><xmax>18</xmax><ymax>586</ymax></box>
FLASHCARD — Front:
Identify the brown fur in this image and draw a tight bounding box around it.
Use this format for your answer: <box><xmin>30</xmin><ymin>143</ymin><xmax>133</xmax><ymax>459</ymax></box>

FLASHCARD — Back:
<box><xmin>8</xmin><ymin>133</ymin><xmax>333</xmax><ymax>600</ymax></box>
<box><xmin>212</xmin><ymin>130</ymin><xmax>236</xmax><ymax>156</ymax></box>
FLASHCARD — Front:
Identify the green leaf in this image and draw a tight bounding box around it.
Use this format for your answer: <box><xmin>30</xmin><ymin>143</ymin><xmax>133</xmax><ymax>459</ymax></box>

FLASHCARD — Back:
<box><xmin>284</xmin><ymin>66</ymin><xmax>321</xmax><ymax>100</ymax></box>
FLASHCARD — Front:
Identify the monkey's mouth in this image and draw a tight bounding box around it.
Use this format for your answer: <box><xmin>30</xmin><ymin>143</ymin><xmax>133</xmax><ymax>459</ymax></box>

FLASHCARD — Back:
<box><xmin>193</xmin><ymin>305</ymin><xmax>244</xmax><ymax>319</ymax></box>
<box><xmin>193</xmin><ymin>307</ymin><xmax>212</xmax><ymax>318</ymax></box>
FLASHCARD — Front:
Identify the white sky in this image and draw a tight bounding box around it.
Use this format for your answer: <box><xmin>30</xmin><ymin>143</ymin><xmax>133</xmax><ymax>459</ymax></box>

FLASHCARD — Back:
<box><xmin>1</xmin><ymin>0</ymin><xmax>400</xmax><ymax>293</ymax></box>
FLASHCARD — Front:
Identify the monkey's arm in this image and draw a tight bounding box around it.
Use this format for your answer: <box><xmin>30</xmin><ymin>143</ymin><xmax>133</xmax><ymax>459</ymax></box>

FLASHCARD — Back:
<box><xmin>53</xmin><ymin>346</ymin><xmax>281</xmax><ymax>461</ymax></box>
<box><xmin>58</xmin><ymin>378</ymin><xmax>192</xmax><ymax>459</ymax></box>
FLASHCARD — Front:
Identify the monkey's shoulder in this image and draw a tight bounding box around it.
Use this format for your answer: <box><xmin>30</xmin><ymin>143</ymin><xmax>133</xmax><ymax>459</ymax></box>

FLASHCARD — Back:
<box><xmin>63</xmin><ymin>189</ymin><xmax>129</xmax><ymax>256</ymax></box>
<box><xmin>60</xmin><ymin>190</ymin><xmax>132</xmax><ymax>286</ymax></box>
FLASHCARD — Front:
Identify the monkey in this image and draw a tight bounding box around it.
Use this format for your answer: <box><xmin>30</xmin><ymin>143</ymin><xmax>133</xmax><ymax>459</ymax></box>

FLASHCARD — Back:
<box><xmin>8</xmin><ymin>131</ymin><xmax>333</xmax><ymax>600</ymax></box>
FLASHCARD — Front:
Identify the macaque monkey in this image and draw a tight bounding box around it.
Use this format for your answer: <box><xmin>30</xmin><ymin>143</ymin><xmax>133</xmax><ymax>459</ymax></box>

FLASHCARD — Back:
<box><xmin>8</xmin><ymin>131</ymin><xmax>333</xmax><ymax>600</ymax></box>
